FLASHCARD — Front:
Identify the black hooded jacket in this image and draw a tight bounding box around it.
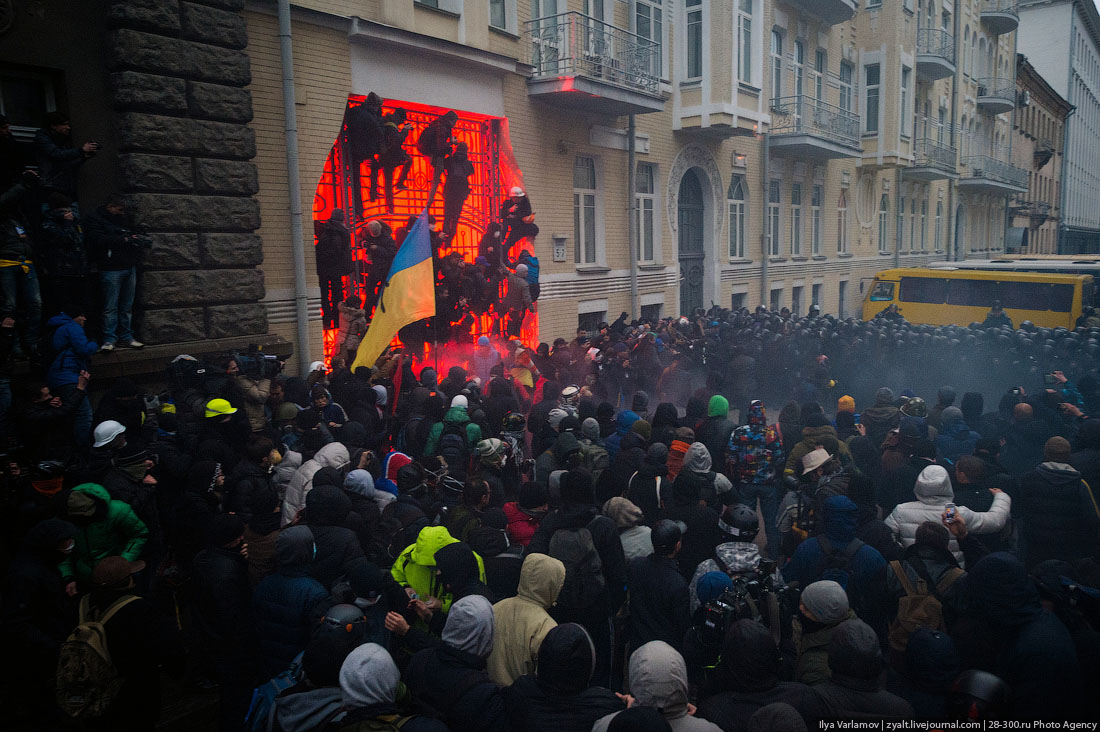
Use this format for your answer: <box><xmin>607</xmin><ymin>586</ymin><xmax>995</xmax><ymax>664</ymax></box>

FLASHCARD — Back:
<box><xmin>190</xmin><ymin>542</ymin><xmax>256</xmax><ymax>674</ymax></box>
<box><xmin>696</xmin><ymin>620</ymin><xmax>823</xmax><ymax>732</ymax></box>
<box><xmin>301</xmin><ymin>485</ymin><xmax>366</xmax><ymax>589</ymax></box>
<box><xmin>1013</xmin><ymin>462</ymin><xmax>1099</xmax><ymax>567</ymax></box>
<box><xmin>527</xmin><ymin>505</ymin><xmax>626</xmax><ymax>615</ymax></box>
<box><xmin>226</xmin><ymin>459</ymin><xmax>281</xmax><ymax>535</ymax></box>
<box><xmin>502</xmin><ymin>623</ymin><xmax>625</xmax><ymax>732</ymax></box>
<box><xmin>2</xmin><ymin>518</ymin><xmax>78</xmax><ymax>662</ymax></box>
<box><xmin>1070</xmin><ymin>418</ymin><xmax>1100</xmax><ymax>491</ymax></box>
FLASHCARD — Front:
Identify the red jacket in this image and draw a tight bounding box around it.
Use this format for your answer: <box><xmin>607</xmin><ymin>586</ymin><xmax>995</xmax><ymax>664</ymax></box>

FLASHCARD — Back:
<box><xmin>502</xmin><ymin>501</ymin><xmax>540</xmax><ymax>547</ymax></box>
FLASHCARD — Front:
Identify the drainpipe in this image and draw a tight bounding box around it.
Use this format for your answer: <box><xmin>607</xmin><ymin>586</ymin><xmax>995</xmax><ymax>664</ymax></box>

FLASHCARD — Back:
<box><xmin>761</xmin><ymin>132</ymin><xmax>770</xmax><ymax>307</ymax></box>
<box><xmin>278</xmin><ymin>0</ymin><xmax>312</xmax><ymax>374</ymax></box>
<box><xmin>628</xmin><ymin>115</ymin><xmax>639</xmax><ymax>317</ymax></box>
<box><xmin>1059</xmin><ymin>4</ymin><xmax>1079</xmax><ymax>253</ymax></box>
<box><xmin>894</xmin><ymin>167</ymin><xmax>902</xmax><ymax>268</ymax></box>
<box><xmin>948</xmin><ymin>0</ymin><xmax>961</xmax><ymax>261</ymax></box>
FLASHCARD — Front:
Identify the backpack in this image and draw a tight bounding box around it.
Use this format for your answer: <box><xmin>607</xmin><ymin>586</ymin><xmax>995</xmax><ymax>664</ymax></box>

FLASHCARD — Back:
<box><xmin>814</xmin><ymin>535</ymin><xmax>865</xmax><ymax>591</ymax></box>
<box><xmin>887</xmin><ymin>558</ymin><xmax>964</xmax><ymax>654</ymax></box>
<box><xmin>396</xmin><ymin>415</ymin><xmax>426</xmax><ymax>456</ymax></box>
<box><xmin>244</xmin><ymin>653</ymin><xmax>305</xmax><ymax>732</ymax></box>
<box><xmin>549</xmin><ymin>516</ymin><xmax>606</xmax><ymax>610</ymax></box>
<box><xmin>56</xmin><ymin>594</ymin><xmax>140</xmax><ymax>719</ymax></box>
<box><xmin>437</xmin><ymin>422</ymin><xmax>471</xmax><ymax>478</ymax></box>
<box><xmin>580</xmin><ymin>442</ymin><xmax>609</xmax><ymax>486</ymax></box>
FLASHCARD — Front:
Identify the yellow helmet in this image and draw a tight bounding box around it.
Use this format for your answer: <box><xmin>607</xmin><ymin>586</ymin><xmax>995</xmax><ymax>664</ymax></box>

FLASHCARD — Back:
<box><xmin>204</xmin><ymin>398</ymin><xmax>238</xmax><ymax>418</ymax></box>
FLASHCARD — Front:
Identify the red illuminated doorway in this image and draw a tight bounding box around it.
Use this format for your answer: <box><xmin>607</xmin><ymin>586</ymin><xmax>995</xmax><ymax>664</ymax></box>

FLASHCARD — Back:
<box><xmin>313</xmin><ymin>96</ymin><xmax>538</xmax><ymax>363</ymax></box>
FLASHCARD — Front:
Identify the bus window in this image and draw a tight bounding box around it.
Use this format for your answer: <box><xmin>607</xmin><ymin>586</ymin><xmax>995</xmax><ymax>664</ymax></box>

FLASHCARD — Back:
<box><xmin>947</xmin><ymin>279</ymin><xmax>999</xmax><ymax>307</ymax></box>
<box><xmin>1001</xmin><ymin>281</ymin><xmax>1047</xmax><ymax>311</ymax></box>
<box><xmin>900</xmin><ymin>277</ymin><xmax>947</xmax><ymax>303</ymax></box>
<box><xmin>1050</xmin><ymin>284</ymin><xmax>1074</xmax><ymax>313</ymax></box>
<box><xmin>870</xmin><ymin>281</ymin><xmax>895</xmax><ymax>301</ymax></box>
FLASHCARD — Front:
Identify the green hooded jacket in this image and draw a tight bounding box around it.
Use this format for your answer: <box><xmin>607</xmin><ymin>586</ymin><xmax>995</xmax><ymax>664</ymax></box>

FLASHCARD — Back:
<box><xmin>61</xmin><ymin>483</ymin><xmax>149</xmax><ymax>584</ymax></box>
<box><xmin>390</xmin><ymin>525</ymin><xmax>486</xmax><ymax>613</ymax></box>
<box><xmin>424</xmin><ymin>406</ymin><xmax>483</xmax><ymax>457</ymax></box>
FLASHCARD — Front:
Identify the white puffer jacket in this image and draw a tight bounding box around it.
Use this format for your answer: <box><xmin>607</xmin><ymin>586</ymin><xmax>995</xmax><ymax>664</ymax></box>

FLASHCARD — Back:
<box><xmin>884</xmin><ymin>464</ymin><xmax>1011</xmax><ymax>566</ymax></box>
<box><xmin>281</xmin><ymin>441</ymin><xmax>350</xmax><ymax>525</ymax></box>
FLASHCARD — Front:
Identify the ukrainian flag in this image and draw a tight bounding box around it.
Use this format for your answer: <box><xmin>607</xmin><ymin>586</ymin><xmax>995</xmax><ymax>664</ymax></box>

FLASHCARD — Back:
<box><xmin>351</xmin><ymin>210</ymin><xmax>436</xmax><ymax>372</ymax></box>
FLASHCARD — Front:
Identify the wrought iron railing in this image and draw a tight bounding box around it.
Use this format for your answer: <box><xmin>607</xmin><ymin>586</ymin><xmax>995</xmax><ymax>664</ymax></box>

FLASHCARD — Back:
<box><xmin>963</xmin><ymin>155</ymin><xmax>1029</xmax><ymax>188</ymax></box>
<box><xmin>913</xmin><ymin>138</ymin><xmax>957</xmax><ymax>172</ymax></box>
<box><xmin>981</xmin><ymin>0</ymin><xmax>1018</xmax><ymax>16</ymax></box>
<box><xmin>769</xmin><ymin>95</ymin><xmax>860</xmax><ymax>148</ymax></box>
<box><xmin>917</xmin><ymin>28</ymin><xmax>956</xmax><ymax>64</ymax></box>
<box><xmin>525</xmin><ymin>12</ymin><xmax>660</xmax><ymax>95</ymax></box>
<box><xmin>976</xmin><ymin>77</ymin><xmax>1015</xmax><ymax>101</ymax></box>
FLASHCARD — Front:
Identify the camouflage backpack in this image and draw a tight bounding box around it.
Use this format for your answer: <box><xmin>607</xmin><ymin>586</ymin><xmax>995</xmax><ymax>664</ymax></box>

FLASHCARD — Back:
<box><xmin>56</xmin><ymin>594</ymin><xmax>139</xmax><ymax>719</ymax></box>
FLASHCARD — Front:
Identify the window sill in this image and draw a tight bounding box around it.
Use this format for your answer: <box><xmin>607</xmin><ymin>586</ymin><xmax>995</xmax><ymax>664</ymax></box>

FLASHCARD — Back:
<box><xmin>768</xmin><ymin>256</ymin><xmax>788</xmax><ymax>263</ymax></box>
<box><xmin>791</xmin><ymin>255</ymin><xmax>809</xmax><ymax>262</ymax></box>
<box><xmin>727</xmin><ymin>258</ymin><xmax>753</xmax><ymax>265</ymax></box>
<box><xmin>638</xmin><ymin>263</ymin><xmax>666</xmax><ymax>271</ymax></box>
<box><xmin>838</xmin><ymin>252</ymin><xmax>854</xmax><ymax>258</ymax></box>
<box><xmin>415</xmin><ymin>2</ymin><xmax>461</xmax><ymax>19</ymax></box>
<box><xmin>878</xmin><ymin>251</ymin><xmax>893</xmax><ymax>256</ymax></box>
<box><xmin>934</xmin><ymin>249</ymin><xmax>946</xmax><ymax>255</ymax></box>
<box><xmin>576</xmin><ymin>265</ymin><xmax>611</xmax><ymax>274</ymax></box>
<box><xmin>738</xmin><ymin>82</ymin><xmax>761</xmax><ymax>95</ymax></box>
<box><xmin>489</xmin><ymin>25</ymin><xmax>520</xmax><ymax>40</ymax></box>
<box><xmin>812</xmin><ymin>255</ymin><xmax>828</xmax><ymax>261</ymax></box>
<box><xmin>680</xmin><ymin>80</ymin><xmax>702</xmax><ymax>88</ymax></box>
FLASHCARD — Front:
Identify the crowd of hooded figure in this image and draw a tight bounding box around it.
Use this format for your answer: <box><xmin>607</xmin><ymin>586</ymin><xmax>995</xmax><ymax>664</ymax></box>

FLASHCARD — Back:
<box><xmin>5</xmin><ymin>300</ymin><xmax>1100</xmax><ymax>732</ymax></box>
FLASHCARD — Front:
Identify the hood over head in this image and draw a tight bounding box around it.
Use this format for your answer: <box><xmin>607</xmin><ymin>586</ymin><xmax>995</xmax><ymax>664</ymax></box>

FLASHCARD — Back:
<box><xmin>312</xmin><ymin>466</ymin><xmax>344</xmax><ymax>489</ymax></box>
<box><xmin>516</xmin><ymin>552</ymin><xmax>566</xmax><ymax>609</ymax></box>
<box><xmin>615</xmin><ymin>410</ymin><xmax>641</xmax><ymax>435</ymax></box>
<box><xmin>708</xmin><ymin>395</ymin><xmax>730</xmax><ymax>418</ymax></box>
<box><xmin>23</xmin><ymin>517</ymin><xmax>78</xmax><ymax>553</ymax></box>
<box><xmin>314</xmin><ymin>441</ymin><xmax>351</xmax><ymax>470</ymax></box>
<box><xmin>628</xmin><ymin>641</ymin><xmax>690</xmax><ymax>719</ymax></box>
<box><xmin>914</xmin><ymin>464</ymin><xmax>953</xmax><ymax>504</ymax></box>
<box><xmin>442</xmin><ymin>594</ymin><xmax>494</xmax><ymax>658</ymax></box>
<box><xmin>434</xmin><ymin>541</ymin><xmax>481</xmax><ymax>592</ymax></box>
<box><xmin>652</xmin><ymin>402</ymin><xmax>679</xmax><ymax>429</ymax></box>
<box><xmin>338</xmin><ymin>421</ymin><xmax>368</xmax><ymax>449</ymax></box>
<box><xmin>822</xmin><ymin>495</ymin><xmax>859</xmax><ymax>544</ymax></box>
<box><xmin>410</xmin><ymin>526</ymin><xmax>458</xmax><ymax>566</ymax></box>
<box><xmin>276</xmin><ymin>525</ymin><xmax>316</xmax><ymax>571</ymax></box>
<box><xmin>372</xmin><ymin>384</ymin><xmax>388</xmax><ymax>407</ymax></box>
<box><xmin>552</xmin><ymin>431</ymin><xmax>582</xmax><ymax>461</ymax></box>
<box><xmin>718</xmin><ymin>619</ymin><xmax>780</xmax><ymax>692</ymax></box>
<box><xmin>537</xmin><ymin>622</ymin><xmax>597</xmax><ymax>695</ymax></box>
<box><xmin>963</xmin><ymin>552</ymin><xmax>1042</xmax><ymax>627</ymax></box>
<box><xmin>696</xmin><ymin>571</ymin><xmax>734</xmax><ymax>607</ymax></box>
<box><xmin>827</xmin><ymin>619</ymin><xmax>883</xmax><ymax>682</ymax></box>
<box><xmin>306</xmin><ymin>484</ymin><xmax>352</xmax><ymax>525</ymax></box>
<box><xmin>344</xmin><ymin>469</ymin><xmax>376</xmax><ymax>497</ymax></box>
<box><xmin>603</xmin><ymin>497</ymin><xmax>645</xmax><ymax>529</ymax></box>
<box><xmin>340</xmin><ymin>643</ymin><xmax>400</xmax><ymax>708</ymax></box>
<box><xmin>903</xmin><ymin>628</ymin><xmax>961</xmax><ymax>692</ymax></box>
<box><xmin>685</xmin><ymin>442</ymin><xmax>713</xmax><ymax>473</ymax></box>
<box><xmin>747</xmin><ymin>400</ymin><xmax>767</xmax><ymax>425</ymax></box>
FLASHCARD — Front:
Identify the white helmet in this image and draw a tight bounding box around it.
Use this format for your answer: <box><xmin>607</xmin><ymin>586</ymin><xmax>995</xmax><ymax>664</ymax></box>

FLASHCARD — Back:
<box><xmin>93</xmin><ymin>420</ymin><xmax>126</xmax><ymax>449</ymax></box>
<box><xmin>510</xmin><ymin>186</ymin><xmax>525</xmax><ymax>197</ymax></box>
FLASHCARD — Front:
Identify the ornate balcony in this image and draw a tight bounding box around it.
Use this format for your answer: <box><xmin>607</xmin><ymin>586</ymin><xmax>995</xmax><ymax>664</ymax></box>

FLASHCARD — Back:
<box><xmin>959</xmin><ymin>155</ymin><xmax>1028</xmax><ymax>195</ymax></box>
<box><xmin>524</xmin><ymin>12</ymin><xmax>665</xmax><ymax>116</ymax></box>
<box><xmin>1011</xmin><ymin>199</ymin><xmax>1053</xmax><ymax>225</ymax></box>
<box><xmin>981</xmin><ymin>0</ymin><xmax>1019</xmax><ymax>35</ymax></box>
<box><xmin>916</xmin><ymin>29</ymin><xmax>956</xmax><ymax>81</ymax></box>
<box><xmin>907</xmin><ymin>138</ymin><xmax>958</xmax><ymax>181</ymax></box>
<box><xmin>976</xmin><ymin>77</ymin><xmax>1016</xmax><ymax>115</ymax></box>
<box><xmin>768</xmin><ymin>95</ymin><xmax>861</xmax><ymax>159</ymax></box>
<box><xmin>782</xmin><ymin>0</ymin><xmax>856</xmax><ymax>26</ymax></box>
<box><xmin>1034</xmin><ymin>137</ymin><xmax>1055</xmax><ymax>168</ymax></box>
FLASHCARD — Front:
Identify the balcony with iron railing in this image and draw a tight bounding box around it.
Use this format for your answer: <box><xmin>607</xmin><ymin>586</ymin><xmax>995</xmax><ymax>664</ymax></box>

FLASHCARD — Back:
<box><xmin>916</xmin><ymin>28</ymin><xmax>956</xmax><ymax>80</ymax></box>
<box><xmin>524</xmin><ymin>12</ymin><xmax>665</xmax><ymax>115</ymax></box>
<box><xmin>782</xmin><ymin>0</ymin><xmax>856</xmax><ymax>26</ymax></box>
<box><xmin>1011</xmin><ymin>199</ymin><xmax>1053</xmax><ymax>223</ymax></box>
<box><xmin>976</xmin><ymin>77</ymin><xmax>1016</xmax><ymax>114</ymax></box>
<box><xmin>768</xmin><ymin>95</ymin><xmax>861</xmax><ymax>159</ymax></box>
<box><xmin>981</xmin><ymin>0</ymin><xmax>1018</xmax><ymax>34</ymax></box>
<box><xmin>959</xmin><ymin>154</ymin><xmax>1029</xmax><ymax>194</ymax></box>
<box><xmin>907</xmin><ymin>137</ymin><xmax>958</xmax><ymax>181</ymax></box>
<box><xmin>1034</xmin><ymin>137</ymin><xmax>1055</xmax><ymax>168</ymax></box>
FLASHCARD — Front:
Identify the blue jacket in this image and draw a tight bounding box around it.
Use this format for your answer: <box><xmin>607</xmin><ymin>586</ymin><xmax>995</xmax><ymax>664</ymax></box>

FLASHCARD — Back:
<box><xmin>784</xmin><ymin>495</ymin><xmax>887</xmax><ymax>606</ymax></box>
<box><xmin>605</xmin><ymin>410</ymin><xmax>640</xmax><ymax>461</ymax></box>
<box><xmin>934</xmin><ymin>419</ymin><xmax>981</xmax><ymax>467</ymax></box>
<box><xmin>46</xmin><ymin>313</ymin><xmax>97</xmax><ymax>388</ymax></box>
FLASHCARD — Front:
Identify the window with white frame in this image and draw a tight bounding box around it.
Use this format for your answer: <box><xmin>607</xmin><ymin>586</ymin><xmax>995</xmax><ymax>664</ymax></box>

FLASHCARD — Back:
<box><xmin>909</xmin><ymin>196</ymin><xmax>917</xmax><ymax>253</ymax></box>
<box><xmin>728</xmin><ymin>175</ymin><xmax>747</xmax><ymax>258</ymax></box>
<box><xmin>812</xmin><ymin>283</ymin><xmax>822</xmax><ymax>308</ymax></box>
<box><xmin>771</xmin><ymin>30</ymin><xmax>783</xmax><ymax>104</ymax></box>
<box><xmin>868</xmin><ymin>0</ymin><xmax>882</xmax><ymax>7</ymax></box>
<box><xmin>878</xmin><ymin>194</ymin><xmax>889</xmax><ymax>254</ymax></box>
<box><xmin>897</xmin><ymin>192</ymin><xmax>906</xmax><ymax>251</ymax></box>
<box><xmin>574</xmin><ymin>156</ymin><xmax>599</xmax><ymax>264</ymax></box>
<box><xmin>919</xmin><ymin>198</ymin><xmax>928</xmax><ymax>249</ymax></box>
<box><xmin>935</xmin><ymin>200</ymin><xmax>943</xmax><ymax>251</ymax></box>
<box><xmin>794</xmin><ymin>41</ymin><xmax>805</xmax><ymax>98</ymax></box>
<box><xmin>737</xmin><ymin>0</ymin><xmax>753</xmax><ymax>84</ymax></box>
<box><xmin>837</xmin><ymin>190</ymin><xmax>849</xmax><ymax>253</ymax></box>
<box><xmin>811</xmin><ymin>184</ymin><xmax>823</xmax><ymax>255</ymax></box>
<box><xmin>635</xmin><ymin>0</ymin><xmax>663</xmax><ymax>75</ymax></box>
<box><xmin>636</xmin><ymin>162</ymin><xmax>657</xmax><ymax>263</ymax></box>
<box><xmin>901</xmin><ymin>66</ymin><xmax>912</xmax><ymax>137</ymax></box>
<box><xmin>685</xmin><ymin>0</ymin><xmax>703</xmax><ymax>80</ymax></box>
<box><xmin>864</xmin><ymin>63</ymin><xmax>880</xmax><ymax>134</ymax></box>
<box><xmin>583</xmin><ymin>0</ymin><xmax>603</xmax><ymax>21</ymax></box>
<box><xmin>791</xmin><ymin>183</ymin><xmax>803</xmax><ymax>256</ymax></box>
<box><xmin>489</xmin><ymin>0</ymin><xmax>508</xmax><ymax>30</ymax></box>
<box><xmin>813</xmin><ymin>50</ymin><xmax>826</xmax><ymax>100</ymax></box>
<box><xmin>839</xmin><ymin>61</ymin><xmax>853</xmax><ymax>112</ymax></box>
<box><xmin>768</xmin><ymin>180</ymin><xmax>781</xmax><ymax>256</ymax></box>
<box><xmin>792</xmin><ymin>285</ymin><xmax>803</xmax><ymax>316</ymax></box>
<box><xmin>770</xmin><ymin>287</ymin><xmax>782</xmax><ymax>312</ymax></box>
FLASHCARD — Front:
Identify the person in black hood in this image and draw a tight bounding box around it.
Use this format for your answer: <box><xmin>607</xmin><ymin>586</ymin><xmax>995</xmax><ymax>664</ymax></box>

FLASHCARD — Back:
<box><xmin>1069</xmin><ymin>418</ymin><xmax>1100</xmax><ymax>490</ymax></box>
<box><xmin>469</xmin><ymin>507</ymin><xmax>523</xmax><ymax>599</ymax></box>
<box><xmin>884</xmin><ymin>628</ymin><xmax>960</xmax><ymax>721</ymax></box>
<box><xmin>224</xmin><ymin>434</ymin><xmax>281</xmax><ymax>579</ymax></box>
<box><xmin>626</xmin><ymin>520</ymin><xmax>690</xmax><ymax>654</ymax></box>
<box><xmin>651</xmin><ymin>402</ymin><xmax>681</xmax><ymax>447</ymax></box>
<box><xmin>599</xmin><ymin>422</ymin><xmax>647</xmax><ymax>503</ymax></box>
<box><xmin>2</xmin><ymin>517</ymin><xmax>78</xmax><ymax>725</ymax></box>
<box><xmin>438</xmin><ymin>365</ymin><xmax>469</xmax><ymax>402</ymax></box>
<box><xmin>502</xmin><ymin>622</ymin><xmax>625</xmax><ymax>732</ymax></box>
<box><xmin>300</xmin><ymin>485</ymin><xmax>366</xmax><ymax>590</ymax></box>
<box><xmin>696</xmin><ymin>620</ymin><xmax>824</xmax><ymax>732</ymax></box>
<box><xmin>877</xmin><ymin>438</ymin><xmax>937</xmax><ymax>517</ymax></box>
<box><xmin>627</xmin><ymin>442</ymin><xmax>670</xmax><ymax>526</ymax></box>
<box><xmin>168</xmin><ymin>459</ymin><xmax>224</xmax><ymax>570</ymax></box>
<box><xmin>661</xmin><ymin>466</ymin><xmax>723</xmax><ymax>579</ymax></box>
<box><xmin>846</xmin><ymin>475</ymin><xmax>903</xmax><ymax>562</ymax></box>
<box><xmin>435</xmin><ymin>540</ymin><xmax>495</xmax><ymax>605</ymax></box>
<box><xmin>1031</xmin><ymin>560</ymin><xmax>1100</xmax><ymax>717</ymax></box>
<box><xmin>951</xmin><ymin>552</ymin><xmax>1083</xmax><ymax>719</ymax></box>
<box><xmin>315</xmin><ymin>208</ymin><xmax>352</xmax><ymax>329</ymax></box>
<box><xmin>811</xmin><ymin>619</ymin><xmax>914</xmax><ymax>721</ymax></box>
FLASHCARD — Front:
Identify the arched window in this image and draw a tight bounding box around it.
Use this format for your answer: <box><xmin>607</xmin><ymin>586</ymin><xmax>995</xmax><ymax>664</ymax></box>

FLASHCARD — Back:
<box><xmin>794</xmin><ymin>40</ymin><xmax>805</xmax><ymax>97</ymax></box>
<box><xmin>728</xmin><ymin>175</ymin><xmax>747</xmax><ymax>258</ymax></box>
<box><xmin>771</xmin><ymin>30</ymin><xmax>784</xmax><ymax>102</ymax></box>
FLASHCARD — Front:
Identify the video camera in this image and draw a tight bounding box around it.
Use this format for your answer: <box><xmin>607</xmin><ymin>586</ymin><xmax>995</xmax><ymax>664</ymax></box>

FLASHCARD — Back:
<box><xmin>231</xmin><ymin>344</ymin><xmax>283</xmax><ymax>379</ymax></box>
<box><xmin>699</xmin><ymin>563</ymin><xmax>793</xmax><ymax>649</ymax></box>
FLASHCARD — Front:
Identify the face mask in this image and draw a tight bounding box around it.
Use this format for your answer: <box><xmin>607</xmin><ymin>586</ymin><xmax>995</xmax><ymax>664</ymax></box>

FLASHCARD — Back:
<box><xmin>59</xmin><ymin>540</ymin><xmax>75</xmax><ymax>555</ymax></box>
<box><xmin>354</xmin><ymin>594</ymin><xmax>381</xmax><ymax>609</ymax></box>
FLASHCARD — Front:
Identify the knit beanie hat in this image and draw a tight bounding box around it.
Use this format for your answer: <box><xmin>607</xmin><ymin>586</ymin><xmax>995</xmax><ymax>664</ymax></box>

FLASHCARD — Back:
<box><xmin>836</xmin><ymin>395</ymin><xmax>856</xmax><ymax>414</ymax></box>
<box><xmin>581</xmin><ymin>417</ymin><xmax>601</xmax><ymax>441</ymax></box>
<box><xmin>708</xmin><ymin>394</ymin><xmax>730</xmax><ymax>418</ymax></box>
<box><xmin>874</xmin><ymin>387</ymin><xmax>895</xmax><ymax>406</ymax></box>
<box><xmin>630</xmin><ymin>419</ymin><xmax>652</xmax><ymax>441</ymax></box>
<box><xmin>519</xmin><ymin>482</ymin><xmax>549</xmax><ymax>510</ymax></box>
<box><xmin>800</xmin><ymin>580</ymin><xmax>849</xmax><ymax>624</ymax></box>
<box><xmin>941</xmin><ymin>406</ymin><xmax>963</xmax><ymax>424</ymax></box>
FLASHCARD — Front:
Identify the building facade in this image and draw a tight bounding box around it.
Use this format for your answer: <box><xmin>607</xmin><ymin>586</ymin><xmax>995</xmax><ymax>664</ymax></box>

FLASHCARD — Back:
<box><xmin>1017</xmin><ymin>0</ymin><xmax>1100</xmax><ymax>253</ymax></box>
<box><xmin>1009</xmin><ymin>53</ymin><xmax>1070</xmax><ymax>253</ymax></box>
<box><xmin>0</xmin><ymin>0</ymin><xmax>1038</xmax><ymax>370</ymax></box>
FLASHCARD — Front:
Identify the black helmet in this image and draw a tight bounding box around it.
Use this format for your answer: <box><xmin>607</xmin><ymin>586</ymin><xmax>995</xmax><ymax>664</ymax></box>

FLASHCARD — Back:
<box><xmin>718</xmin><ymin>503</ymin><xmax>759</xmax><ymax>543</ymax></box>
<box><xmin>651</xmin><ymin>519</ymin><xmax>683</xmax><ymax>554</ymax></box>
<box><xmin>315</xmin><ymin>603</ymin><xmax>368</xmax><ymax>641</ymax></box>
<box><xmin>502</xmin><ymin>412</ymin><xmax>527</xmax><ymax>433</ymax></box>
<box><xmin>947</xmin><ymin>669</ymin><xmax>1010</xmax><ymax>721</ymax></box>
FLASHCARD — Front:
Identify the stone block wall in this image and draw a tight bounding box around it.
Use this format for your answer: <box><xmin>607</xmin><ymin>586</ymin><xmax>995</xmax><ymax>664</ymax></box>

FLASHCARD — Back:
<box><xmin>106</xmin><ymin>0</ymin><xmax>266</xmax><ymax>344</ymax></box>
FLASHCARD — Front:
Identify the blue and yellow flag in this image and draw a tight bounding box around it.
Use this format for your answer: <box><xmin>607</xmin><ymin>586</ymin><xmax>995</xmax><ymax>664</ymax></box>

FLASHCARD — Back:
<box><xmin>351</xmin><ymin>211</ymin><xmax>436</xmax><ymax>372</ymax></box>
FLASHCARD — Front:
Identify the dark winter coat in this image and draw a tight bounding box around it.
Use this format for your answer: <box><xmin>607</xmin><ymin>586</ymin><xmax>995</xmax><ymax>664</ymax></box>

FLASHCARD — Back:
<box><xmin>2</xmin><ymin>519</ymin><xmax>77</xmax><ymax>665</ymax></box>
<box><xmin>33</xmin><ymin>127</ymin><xmax>86</xmax><ymax>194</ymax></box>
<box><xmin>1000</xmin><ymin>418</ymin><xmax>1052</xmax><ymax>476</ymax></box>
<box><xmin>626</xmin><ymin>553</ymin><xmax>691</xmax><ymax>652</ymax></box>
<box><xmin>226</xmin><ymin>459</ymin><xmax>281</xmax><ymax>535</ymax></box>
<box><xmin>301</xmin><ymin>485</ymin><xmax>367</xmax><ymax>589</ymax></box>
<box><xmin>44</xmin><ymin>312</ymin><xmax>98</xmax><ymax>389</ymax></box>
<box><xmin>1070</xmin><ymin>419</ymin><xmax>1100</xmax><ymax>490</ymax></box>
<box><xmin>406</xmin><ymin>644</ymin><xmax>506</xmax><ymax>732</ymax></box>
<box><xmin>660</xmin><ymin>493</ymin><xmax>723</xmax><ymax>580</ymax></box>
<box><xmin>934</xmin><ymin>418</ymin><xmax>981</xmax><ymax>467</ymax></box>
<box><xmin>315</xmin><ymin>219</ymin><xmax>354</xmax><ymax>277</ymax></box>
<box><xmin>190</xmin><ymin>544</ymin><xmax>257</xmax><ymax>675</ymax></box>
<box><xmin>502</xmin><ymin>623</ymin><xmax>626</xmax><ymax>732</ymax></box>
<box><xmin>86</xmin><ymin>204</ymin><xmax>142</xmax><ymax>270</ymax></box>
<box><xmin>1013</xmin><ymin>462</ymin><xmax>1099</xmax><ymax>567</ymax></box>
<box><xmin>40</xmin><ymin>203</ymin><xmax>87</xmax><ymax>276</ymax></box>
<box><xmin>0</xmin><ymin>180</ymin><xmax>33</xmax><ymax>261</ymax></box>
<box><xmin>527</xmin><ymin>505</ymin><xmax>627</xmax><ymax>616</ymax></box>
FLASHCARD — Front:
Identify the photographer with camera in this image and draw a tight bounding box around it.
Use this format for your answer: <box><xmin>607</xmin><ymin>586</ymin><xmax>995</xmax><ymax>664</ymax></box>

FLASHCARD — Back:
<box><xmin>86</xmin><ymin>195</ymin><xmax>147</xmax><ymax>351</ymax></box>
<box><xmin>33</xmin><ymin>111</ymin><xmax>97</xmax><ymax>199</ymax></box>
<box><xmin>221</xmin><ymin>353</ymin><xmax>280</xmax><ymax>433</ymax></box>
